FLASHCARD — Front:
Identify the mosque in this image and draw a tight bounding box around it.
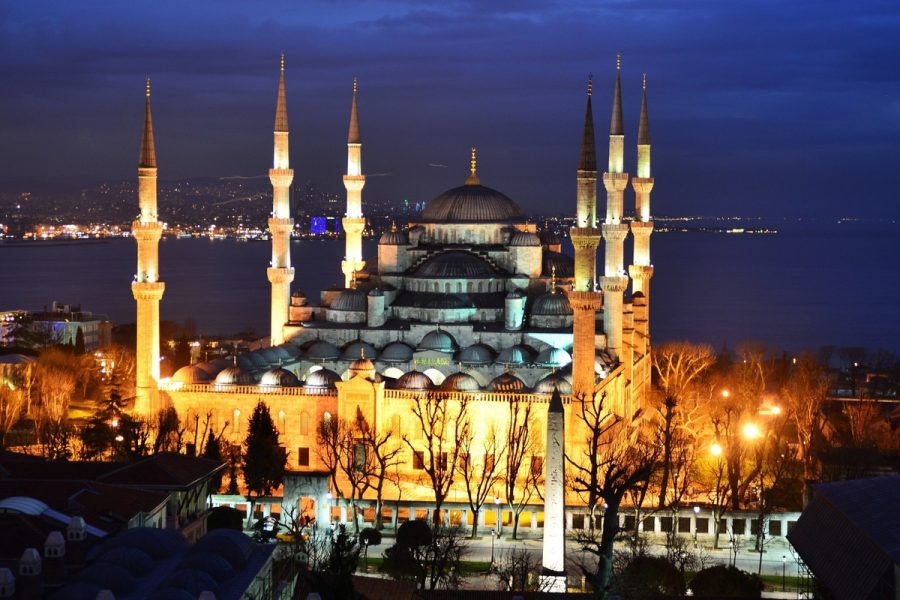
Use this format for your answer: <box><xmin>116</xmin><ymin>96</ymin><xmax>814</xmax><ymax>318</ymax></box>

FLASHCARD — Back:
<box><xmin>133</xmin><ymin>55</ymin><xmax>657</xmax><ymax>520</ymax></box>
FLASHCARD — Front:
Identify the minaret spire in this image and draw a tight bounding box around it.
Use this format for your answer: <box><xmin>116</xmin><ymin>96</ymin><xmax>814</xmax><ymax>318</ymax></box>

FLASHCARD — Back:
<box><xmin>341</xmin><ymin>78</ymin><xmax>367</xmax><ymax>288</ymax></box>
<box><xmin>139</xmin><ymin>78</ymin><xmax>156</xmax><ymax>169</ymax></box>
<box><xmin>267</xmin><ymin>55</ymin><xmax>295</xmax><ymax>345</ymax></box>
<box><xmin>132</xmin><ymin>79</ymin><xmax>165</xmax><ymax>415</ymax></box>
<box><xmin>630</xmin><ymin>72</ymin><xmax>655</xmax><ymax>358</ymax></box>
<box><xmin>568</xmin><ymin>73</ymin><xmax>603</xmax><ymax>400</ymax></box>
<box><xmin>610</xmin><ymin>53</ymin><xmax>624</xmax><ymax>137</ymax></box>
<box><xmin>637</xmin><ymin>73</ymin><xmax>650</xmax><ymax>147</ymax></box>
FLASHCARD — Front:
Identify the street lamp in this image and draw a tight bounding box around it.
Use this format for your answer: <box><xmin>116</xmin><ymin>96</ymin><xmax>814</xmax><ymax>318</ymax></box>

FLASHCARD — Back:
<box><xmin>693</xmin><ymin>506</ymin><xmax>700</xmax><ymax>541</ymax></box>
<box><xmin>495</xmin><ymin>496</ymin><xmax>501</xmax><ymax>534</ymax></box>
<box><xmin>782</xmin><ymin>555</ymin><xmax>786</xmax><ymax>591</ymax></box>
<box><xmin>490</xmin><ymin>529</ymin><xmax>496</xmax><ymax>565</ymax></box>
<box><xmin>364</xmin><ymin>539</ymin><xmax>370</xmax><ymax>572</ymax></box>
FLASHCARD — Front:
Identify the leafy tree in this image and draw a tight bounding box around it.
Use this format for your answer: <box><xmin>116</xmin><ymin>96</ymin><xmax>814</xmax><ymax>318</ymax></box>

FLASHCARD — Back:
<box><xmin>202</xmin><ymin>430</ymin><xmax>224</xmax><ymax>493</ymax></box>
<box><xmin>242</xmin><ymin>400</ymin><xmax>286</xmax><ymax>523</ymax></box>
<box><xmin>73</xmin><ymin>327</ymin><xmax>85</xmax><ymax>354</ymax></box>
<box><xmin>153</xmin><ymin>406</ymin><xmax>183</xmax><ymax>453</ymax></box>
<box><xmin>689</xmin><ymin>565</ymin><xmax>763</xmax><ymax>598</ymax></box>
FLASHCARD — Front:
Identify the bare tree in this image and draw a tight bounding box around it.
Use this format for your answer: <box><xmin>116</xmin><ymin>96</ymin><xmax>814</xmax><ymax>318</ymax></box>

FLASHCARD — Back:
<box><xmin>403</xmin><ymin>393</ymin><xmax>469</xmax><ymax>525</ymax></box>
<box><xmin>565</xmin><ymin>390</ymin><xmax>660</xmax><ymax>595</ymax></box>
<box><xmin>781</xmin><ymin>353</ymin><xmax>830</xmax><ymax>500</ymax></box>
<box><xmin>460</xmin><ymin>422</ymin><xmax>503</xmax><ymax>538</ymax></box>
<box><xmin>503</xmin><ymin>396</ymin><xmax>540</xmax><ymax>539</ymax></box>
<box><xmin>358</xmin><ymin>410</ymin><xmax>402</xmax><ymax>530</ymax></box>
<box><xmin>316</xmin><ymin>412</ymin><xmax>371</xmax><ymax>533</ymax></box>
<box><xmin>653</xmin><ymin>342</ymin><xmax>715</xmax><ymax>400</ymax></box>
<box><xmin>0</xmin><ymin>383</ymin><xmax>27</xmax><ymax>449</ymax></box>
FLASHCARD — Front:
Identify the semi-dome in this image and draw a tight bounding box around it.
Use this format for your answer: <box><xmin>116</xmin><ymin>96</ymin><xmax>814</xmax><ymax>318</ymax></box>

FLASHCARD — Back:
<box><xmin>341</xmin><ymin>340</ymin><xmax>377</xmax><ymax>360</ymax></box>
<box><xmin>396</xmin><ymin>370</ymin><xmax>433</xmax><ymax>390</ymax></box>
<box><xmin>172</xmin><ymin>365</ymin><xmax>210</xmax><ymax>385</ymax></box>
<box><xmin>305</xmin><ymin>340</ymin><xmax>340</xmax><ymax>361</ymax></box>
<box><xmin>420</xmin><ymin>184</ymin><xmax>525</xmax><ymax>223</ymax></box>
<box><xmin>331</xmin><ymin>289</ymin><xmax>367</xmax><ymax>312</ymax></box>
<box><xmin>509</xmin><ymin>231</ymin><xmax>541</xmax><ymax>247</ymax></box>
<box><xmin>532</xmin><ymin>292</ymin><xmax>573</xmax><ymax>316</ymax></box>
<box><xmin>457</xmin><ymin>343</ymin><xmax>496</xmax><ymax>365</ymax></box>
<box><xmin>258</xmin><ymin>347</ymin><xmax>281</xmax><ymax>366</ymax></box>
<box><xmin>418</xmin><ymin>329</ymin><xmax>458</xmax><ymax>352</ymax></box>
<box><xmin>413</xmin><ymin>251</ymin><xmax>499</xmax><ymax>279</ymax></box>
<box><xmin>380</xmin><ymin>341</ymin><xmax>414</xmax><ymax>363</ymax></box>
<box><xmin>534</xmin><ymin>372</ymin><xmax>573</xmax><ymax>395</ymax></box>
<box><xmin>496</xmin><ymin>345</ymin><xmax>535</xmax><ymax>365</ymax></box>
<box><xmin>440</xmin><ymin>371</ymin><xmax>480</xmax><ymax>392</ymax></box>
<box><xmin>260</xmin><ymin>367</ymin><xmax>301</xmax><ymax>387</ymax></box>
<box><xmin>214</xmin><ymin>366</ymin><xmax>255</xmax><ymax>385</ymax></box>
<box><xmin>304</xmin><ymin>368</ymin><xmax>341</xmax><ymax>390</ymax></box>
<box><xmin>247</xmin><ymin>352</ymin><xmax>270</xmax><ymax>370</ymax></box>
<box><xmin>488</xmin><ymin>372</ymin><xmax>527</xmax><ymax>392</ymax></box>
<box><xmin>535</xmin><ymin>346</ymin><xmax>572</xmax><ymax>367</ymax></box>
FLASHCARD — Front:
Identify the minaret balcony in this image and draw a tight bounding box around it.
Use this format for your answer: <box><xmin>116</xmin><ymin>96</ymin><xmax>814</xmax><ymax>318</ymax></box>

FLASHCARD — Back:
<box><xmin>599</xmin><ymin>275</ymin><xmax>629</xmax><ymax>293</ymax></box>
<box><xmin>268</xmin><ymin>169</ymin><xmax>294</xmax><ymax>187</ymax></box>
<box><xmin>601</xmin><ymin>223</ymin><xmax>629</xmax><ymax>242</ymax></box>
<box><xmin>631</xmin><ymin>177</ymin><xmax>655</xmax><ymax>194</ymax></box>
<box><xmin>630</xmin><ymin>221</ymin><xmax>654</xmax><ymax>235</ymax></box>
<box><xmin>132</xmin><ymin>281</ymin><xmax>165</xmax><ymax>300</ymax></box>
<box><xmin>131</xmin><ymin>221</ymin><xmax>163</xmax><ymax>241</ymax></box>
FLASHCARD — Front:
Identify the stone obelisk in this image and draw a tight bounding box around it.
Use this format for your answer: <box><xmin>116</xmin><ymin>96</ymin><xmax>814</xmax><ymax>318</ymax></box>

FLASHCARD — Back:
<box><xmin>541</xmin><ymin>388</ymin><xmax>566</xmax><ymax>592</ymax></box>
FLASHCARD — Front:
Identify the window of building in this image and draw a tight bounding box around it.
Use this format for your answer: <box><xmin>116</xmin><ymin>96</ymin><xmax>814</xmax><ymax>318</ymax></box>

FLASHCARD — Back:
<box><xmin>232</xmin><ymin>409</ymin><xmax>241</xmax><ymax>434</ymax></box>
<box><xmin>298</xmin><ymin>447</ymin><xmax>310</xmax><ymax>467</ymax></box>
<box><xmin>300</xmin><ymin>411</ymin><xmax>309</xmax><ymax>436</ymax></box>
<box><xmin>413</xmin><ymin>451</ymin><xmax>425</xmax><ymax>470</ymax></box>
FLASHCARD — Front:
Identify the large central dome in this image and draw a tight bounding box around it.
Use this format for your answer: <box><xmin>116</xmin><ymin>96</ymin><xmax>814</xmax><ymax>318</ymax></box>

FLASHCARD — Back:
<box><xmin>419</xmin><ymin>183</ymin><xmax>525</xmax><ymax>223</ymax></box>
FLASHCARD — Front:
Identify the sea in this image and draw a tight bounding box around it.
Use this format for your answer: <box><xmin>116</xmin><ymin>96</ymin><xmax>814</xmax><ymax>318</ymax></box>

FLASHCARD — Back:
<box><xmin>1</xmin><ymin>219</ymin><xmax>898</xmax><ymax>355</ymax></box>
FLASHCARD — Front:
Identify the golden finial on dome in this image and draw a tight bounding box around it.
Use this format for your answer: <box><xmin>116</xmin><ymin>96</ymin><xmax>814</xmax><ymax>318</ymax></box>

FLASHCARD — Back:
<box><xmin>587</xmin><ymin>73</ymin><xmax>593</xmax><ymax>97</ymax></box>
<box><xmin>550</xmin><ymin>265</ymin><xmax>557</xmax><ymax>294</ymax></box>
<box><xmin>390</xmin><ymin>220</ymin><xmax>397</xmax><ymax>232</ymax></box>
<box><xmin>145</xmin><ymin>77</ymin><xmax>151</xmax><ymax>98</ymax></box>
<box><xmin>616</xmin><ymin>53</ymin><xmax>621</xmax><ymax>71</ymax></box>
<box><xmin>642</xmin><ymin>73</ymin><xmax>647</xmax><ymax>92</ymax></box>
<box><xmin>359</xmin><ymin>347</ymin><xmax>365</xmax><ymax>360</ymax></box>
<box><xmin>353</xmin><ymin>77</ymin><xmax>358</xmax><ymax>94</ymax></box>
<box><xmin>280</xmin><ymin>52</ymin><xmax>285</xmax><ymax>72</ymax></box>
<box><xmin>465</xmin><ymin>146</ymin><xmax>480</xmax><ymax>185</ymax></box>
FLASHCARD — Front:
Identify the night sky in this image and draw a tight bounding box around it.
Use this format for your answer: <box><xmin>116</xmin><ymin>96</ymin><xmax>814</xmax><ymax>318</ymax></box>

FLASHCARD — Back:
<box><xmin>2</xmin><ymin>0</ymin><xmax>899</xmax><ymax>218</ymax></box>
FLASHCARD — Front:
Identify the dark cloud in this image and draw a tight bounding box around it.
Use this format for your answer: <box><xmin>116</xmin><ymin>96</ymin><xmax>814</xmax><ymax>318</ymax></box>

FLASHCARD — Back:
<box><xmin>1</xmin><ymin>0</ymin><xmax>899</xmax><ymax>218</ymax></box>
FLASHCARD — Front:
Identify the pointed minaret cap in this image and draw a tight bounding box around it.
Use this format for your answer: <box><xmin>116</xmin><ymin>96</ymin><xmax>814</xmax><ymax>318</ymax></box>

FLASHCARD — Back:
<box><xmin>274</xmin><ymin>54</ymin><xmax>289</xmax><ymax>133</ymax></box>
<box><xmin>578</xmin><ymin>74</ymin><xmax>597</xmax><ymax>172</ymax></box>
<box><xmin>348</xmin><ymin>78</ymin><xmax>361</xmax><ymax>144</ymax></box>
<box><xmin>610</xmin><ymin>54</ymin><xmax>624</xmax><ymax>136</ymax></box>
<box><xmin>465</xmin><ymin>147</ymin><xmax>480</xmax><ymax>185</ymax></box>
<box><xmin>637</xmin><ymin>73</ymin><xmax>651</xmax><ymax>146</ymax></box>
<box><xmin>549</xmin><ymin>387</ymin><xmax>564</xmax><ymax>413</ymax></box>
<box><xmin>139</xmin><ymin>77</ymin><xmax>157</xmax><ymax>168</ymax></box>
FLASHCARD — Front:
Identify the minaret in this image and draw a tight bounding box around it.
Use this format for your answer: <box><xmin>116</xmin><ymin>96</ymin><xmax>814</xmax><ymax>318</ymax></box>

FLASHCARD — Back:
<box><xmin>600</xmin><ymin>55</ymin><xmax>631</xmax><ymax>361</ymax></box>
<box><xmin>267</xmin><ymin>54</ymin><xmax>295</xmax><ymax>346</ymax></box>
<box><xmin>540</xmin><ymin>388</ymin><xmax>566</xmax><ymax>592</ymax></box>
<box><xmin>132</xmin><ymin>78</ymin><xmax>165</xmax><ymax>415</ymax></box>
<box><xmin>568</xmin><ymin>76</ymin><xmax>602</xmax><ymax>400</ymax></box>
<box><xmin>340</xmin><ymin>78</ymin><xmax>366</xmax><ymax>288</ymax></box>
<box><xmin>629</xmin><ymin>74</ymin><xmax>654</xmax><ymax>306</ymax></box>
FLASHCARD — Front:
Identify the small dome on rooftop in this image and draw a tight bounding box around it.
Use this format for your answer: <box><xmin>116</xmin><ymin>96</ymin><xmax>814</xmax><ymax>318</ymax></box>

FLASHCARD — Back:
<box><xmin>396</xmin><ymin>370</ymin><xmax>433</xmax><ymax>390</ymax></box>
<box><xmin>440</xmin><ymin>371</ymin><xmax>481</xmax><ymax>392</ymax></box>
<box><xmin>534</xmin><ymin>372</ymin><xmax>573</xmax><ymax>395</ymax></box>
<box><xmin>496</xmin><ymin>345</ymin><xmax>535</xmax><ymax>365</ymax></box>
<box><xmin>331</xmin><ymin>288</ymin><xmax>367</xmax><ymax>312</ymax></box>
<box><xmin>458</xmin><ymin>343</ymin><xmax>496</xmax><ymax>365</ymax></box>
<box><xmin>304</xmin><ymin>368</ymin><xmax>341</xmax><ymax>390</ymax></box>
<box><xmin>379</xmin><ymin>224</ymin><xmax>409</xmax><ymax>245</ymax></box>
<box><xmin>214</xmin><ymin>366</ymin><xmax>255</xmax><ymax>385</ymax></box>
<box><xmin>532</xmin><ymin>292</ymin><xmax>573</xmax><ymax>316</ymax></box>
<box><xmin>172</xmin><ymin>365</ymin><xmax>210</xmax><ymax>385</ymax></box>
<box><xmin>488</xmin><ymin>372</ymin><xmax>527</xmax><ymax>392</ymax></box>
<box><xmin>260</xmin><ymin>367</ymin><xmax>301</xmax><ymax>387</ymax></box>
<box><xmin>418</xmin><ymin>329</ymin><xmax>458</xmax><ymax>352</ymax></box>
<box><xmin>535</xmin><ymin>347</ymin><xmax>572</xmax><ymax>368</ymax></box>
<box><xmin>305</xmin><ymin>340</ymin><xmax>340</xmax><ymax>361</ymax></box>
<box><xmin>341</xmin><ymin>340</ymin><xmax>377</xmax><ymax>360</ymax></box>
<box><xmin>380</xmin><ymin>341</ymin><xmax>414</xmax><ymax>363</ymax></box>
<box><xmin>509</xmin><ymin>231</ymin><xmax>541</xmax><ymax>247</ymax></box>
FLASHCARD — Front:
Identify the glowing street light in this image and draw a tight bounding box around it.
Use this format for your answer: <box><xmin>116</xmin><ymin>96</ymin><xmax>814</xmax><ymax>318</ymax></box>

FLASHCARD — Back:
<box><xmin>710</xmin><ymin>442</ymin><xmax>723</xmax><ymax>457</ymax></box>
<box><xmin>742</xmin><ymin>422</ymin><xmax>762</xmax><ymax>440</ymax></box>
<box><xmin>721</xmin><ymin>389</ymin><xmax>730</xmax><ymax>399</ymax></box>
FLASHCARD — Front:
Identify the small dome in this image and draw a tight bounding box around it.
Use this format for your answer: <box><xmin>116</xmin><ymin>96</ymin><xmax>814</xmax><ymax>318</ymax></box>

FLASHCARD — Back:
<box><xmin>190</xmin><ymin>529</ymin><xmax>254</xmax><ymax>569</ymax></box>
<box><xmin>270</xmin><ymin>345</ymin><xmax>294</xmax><ymax>362</ymax></box>
<box><xmin>396</xmin><ymin>370</ymin><xmax>433</xmax><ymax>390</ymax></box>
<box><xmin>181</xmin><ymin>552</ymin><xmax>233</xmax><ymax>582</ymax></box>
<box><xmin>534</xmin><ymin>372</ymin><xmax>573</xmax><ymax>395</ymax></box>
<box><xmin>236</xmin><ymin>354</ymin><xmax>255</xmax><ymax>371</ymax></box>
<box><xmin>275</xmin><ymin>343</ymin><xmax>302</xmax><ymax>358</ymax></box>
<box><xmin>535</xmin><ymin>347</ymin><xmax>572</xmax><ymax>367</ymax></box>
<box><xmin>506</xmin><ymin>289</ymin><xmax>523</xmax><ymax>299</ymax></box>
<box><xmin>509</xmin><ymin>231</ymin><xmax>541</xmax><ymax>247</ymax></box>
<box><xmin>197</xmin><ymin>357</ymin><xmax>229</xmax><ymax>377</ymax></box>
<box><xmin>532</xmin><ymin>292</ymin><xmax>572</xmax><ymax>316</ymax></box>
<box><xmin>341</xmin><ymin>340</ymin><xmax>377</xmax><ymax>360</ymax></box>
<box><xmin>418</xmin><ymin>329</ymin><xmax>458</xmax><ymax>352</ymax></box>
<box><xmin>260</xmin><ymin>368</ymin><xmax>301</xmax><ymax>387</ymax></box>
<box><xmin>380</xmin><ymin>341</ymin><xmax>414</xmax><ymax>363</ymax></box>
<box><xmin>488</xmin><ymin>372</ymin><xmax>526</xmax><ymax>392</ymax></box>
<box><xmin>413</xmin><ymin>251</ymin><xmax>499</xmax><ymax>279</ymax></box>
<box><xmin>440</xmin><ymin>371</ymin><xmax>481</xmax><ymax>392</ymax></box>
<box><xmin>368</xmin><ymin>288</ymin><xmax>384</xmax><ymax>297</ymax></box>
<box><xmin>379</xmin><ymin>227</ymin><xmax>409</xmax><ymax>245</ymax></box>
<box><xmin>291</xmin><ymin>290</ymin><xmax>306</xmax><ymax>298</ymax></box>
<box><xmin>214</xmin><ymin>366</ymin><xmax>255</xmax><ymax>385</ymax></box>
<box><xmin>539</xmin><ymin>229</ymin><xmax>560</xmax><ymax>245</ymax></box>
<box><xmin>305</xmin><ymin>340</ymin><xmax>340</xmax><ymax>361</ymax></box>
<box><xmin>258</xmin><ymin>348</ymin><xmax>281</xmax><ymax>366</ymax></box>
<box><xmin>426</xmin><ymin>295</ymin><xmax>474</xmax><ymax>309</ymax></box>
<box><xmin>304</xmin><ymin>368</ymin><xmax>341</xmax><ymax>390</ymax></box>
<box><xmin>331</xmin><ymin>289</ymin><xmax>367</xmax><ymax>312</ymax></box>
<box><xmin>496</xmin><ymin>345</ymin><xmax>535</xmax><ymax>365</ymax></box>
<box><xmin>172</xmin><ymin>365</ymin><xmax>209</xmax><ymax>385</ymax></box>
<box><xmin>349</xmin><ymin>356</ymin><xmax>376</xmax><ymax>378</ymax></box>
<box><xmin>458</xmin><ymin>343</ymin><xmax>496</xmax><ymax>365</ymax></box>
